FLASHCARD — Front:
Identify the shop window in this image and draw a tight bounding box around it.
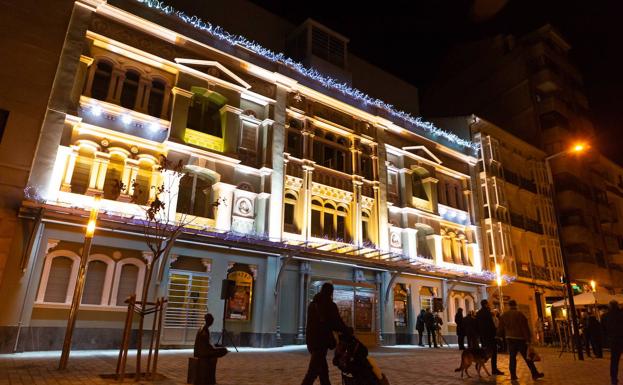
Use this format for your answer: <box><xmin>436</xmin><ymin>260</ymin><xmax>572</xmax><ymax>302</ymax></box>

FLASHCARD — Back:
<box><xmin>120</xmin><ymin>70</ymin><xmax>140</xmax><ymax>110</ymax></box>
<box><xmin>116</xmin><ymin>263</ymin><xmax>139</xmax><ymax>306</ymax></box>
<box><xmin>187</xmin><ymin>90</ymin><xmax>226</xmax><ymax>138</ymax></box>
<box><xmin>177</xmin><ymin>173</ymin><xmax>215</xmax><ymax>219</ymax></box>
<box><xmin>147</xmin><ymin>80</ymin><xmax>166</xmax><ymax>118</ymax></box>
<box><xmin>394</xmin><ymin>284</ymin><xmax>408</xmax><ymax>328</ymax></box>
<box><xmin>81</xmin><ymin>260</ymin><xmax>108</xmax><ymax>305</ymax></box>
<box><xmin>91</xmin><ymin>61</ymin><xmax>113</xmax><ymax>101</ymax></box>
<box><xmin>43</xmin><ymin>256</ymin><xmax>74</xmax><ymax>303</ymax></box>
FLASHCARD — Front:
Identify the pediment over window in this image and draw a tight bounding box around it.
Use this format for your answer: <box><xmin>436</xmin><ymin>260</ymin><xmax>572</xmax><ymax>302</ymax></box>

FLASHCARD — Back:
<box><xmin>175</xmin><ymin>58</ymin><xmax>251</xmax><ymax>89</ymax></box>
<box><xmin>402</xmin><ymin>145</ymin><xmax>442</xmax><ymax>165</ymax></box>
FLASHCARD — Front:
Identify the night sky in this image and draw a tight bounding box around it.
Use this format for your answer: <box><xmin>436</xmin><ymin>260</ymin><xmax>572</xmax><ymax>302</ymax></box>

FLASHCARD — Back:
<box><xmin>174</xmin><ymin>0</ymin><xmax>623</xmax><ymax>164</ymax></box>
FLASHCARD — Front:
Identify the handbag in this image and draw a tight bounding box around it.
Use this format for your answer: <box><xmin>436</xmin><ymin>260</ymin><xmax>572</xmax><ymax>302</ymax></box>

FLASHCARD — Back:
<box><xmin>527</xmin><ymin>346</ymin><xmax>541</xmax><ymax>362</ymax></box>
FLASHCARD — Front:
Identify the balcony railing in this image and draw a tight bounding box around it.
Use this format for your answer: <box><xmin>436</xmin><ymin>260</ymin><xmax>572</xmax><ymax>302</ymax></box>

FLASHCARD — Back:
<box><xmin>313</xmin><ymin>165</ymin><xmax>353</xmax><ymax>192</ymax></box>
<box><xmin>183</xmin><ymin>128</ymin><xmax>224</xmax><ymax>152</ymax></box>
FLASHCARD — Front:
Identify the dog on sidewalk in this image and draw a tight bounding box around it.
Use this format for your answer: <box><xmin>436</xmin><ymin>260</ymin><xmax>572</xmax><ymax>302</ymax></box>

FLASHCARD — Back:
<box><xmin>454</xmin><ymin>347</ymin><xmax>492</xmax><ymax>378</ymax></box>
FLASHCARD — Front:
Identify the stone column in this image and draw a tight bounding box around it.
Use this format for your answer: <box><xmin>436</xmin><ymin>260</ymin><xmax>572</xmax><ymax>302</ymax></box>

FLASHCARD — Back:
<box><xmin>296</xmin><ymin>261</ymin><xmax>309</xmax><ymax>344</ymax></box>
<box><xmin>429</xmin><ymin>234</ymin><xmax>444</xmax><ymax>266</ymax></box>
<box><xmin>400</xmin><ymin>168</ymin><xmax>413</xmax><ymax>207</ymax></box>
<box><xmin>161</xmin><ymin>84</ymin><xmax>172</xmax><ymax>120</ymax></box>
<box><xmin>212</xmin><ymin>182</ymin><xmax>236</xmax><ymax>231</ymax></box>
<box><xmin>160</xmin><ymin>170</ymin><xmax>182</xmax><ymax>222</ymax></box>
<box><xmin>61</xmin><ymin>149</ymin><xmax>78</xmax><ymax>192</ymax></box>
<box><xmin>422</xmin><ymin>176</ymin><xmax>439</xmax><ymax>213</ymax></box>
<box><xmin>110</xmin><ymin>69</ymin><xmax>125</xmax><ymax>103</ymax></box>
<box><xmin>404</xmin><ymin>228</ymin><xmax>418</xmax><ymax>260</ymax></box>
<box><xmin>136</xmin><ymin>77</ymin><xmax>150</xmax><ymax>113</ymax></box>
<box><xmin>267</xmin><ymin>83</ymin><xmax>289</xmax><ymax>241</ymax></box>
<box><xmin>95</xmin><ymin>155</ymin><xmax>110</xmax><ymax>191</ymax></box>
<box><xmin>71</xmin><ymin>55</ymin><xmax>94</xmax><ymax>107</ymax></box>
<box><xmin>126</xmin><ymin>160</ymin><xmax>140</xmax><ymax>197</ymax></box>
<box><xmin>148</xmin><ymin>163</ymin><xmax>160</xmax><ymax>202</ymax></box>
<box><xmin>301</xmin><ymin>163</ymin><xmax>314</xmax><ymax>240</ymax></box>
<box><xmin>352</xmin><ymin>179</ymin><xmax>363</xmax><ymax>245</ymax></box>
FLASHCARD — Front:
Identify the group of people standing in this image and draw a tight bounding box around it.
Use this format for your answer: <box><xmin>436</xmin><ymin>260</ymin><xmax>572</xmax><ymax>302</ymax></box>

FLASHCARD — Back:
<box><xmin>415</xmin><ymin>308</ymin><xmax>444</xmax><ymax>348</ymax></box>
<box><xmin>454</xmin><ymin>299</ymin><xmax>544</xmax><ymax>381</ymax></box>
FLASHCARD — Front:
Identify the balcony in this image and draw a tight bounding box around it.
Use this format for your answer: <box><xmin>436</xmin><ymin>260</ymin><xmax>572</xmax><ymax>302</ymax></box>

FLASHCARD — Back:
<box><xmin>438</xmin><ymin>204</ymin><xmax>470</xmax><ymax>226</ymax></box>
<box><xmin>183</xmin><ymin>129</ymin><xmax>224</xmax><ymax>152</ymax></box>
<box><xmin>510</xmin><ymin>212</ymin><xmax>543</xmax><ymax>234</ymax></box>
<box><xmin>312</xmin><ymin>165</ymin><xmax>353</xmax><ymax>192</ymax></box>
<box><xmin>532</xmin><ymin>68</ymin><xmax>561</xmax><ymax>92</ymax></box>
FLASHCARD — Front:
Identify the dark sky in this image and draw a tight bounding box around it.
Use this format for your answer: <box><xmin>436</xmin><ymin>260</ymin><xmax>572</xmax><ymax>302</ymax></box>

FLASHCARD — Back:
<box><xmin>174</xmin><ymin>0</ymin><xmax>623</xmax><ymax>164</ymax></box>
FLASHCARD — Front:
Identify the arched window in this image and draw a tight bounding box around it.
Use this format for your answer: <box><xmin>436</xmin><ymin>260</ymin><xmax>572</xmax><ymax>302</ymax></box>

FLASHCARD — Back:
<box><xmin>187</xmin><ymin>91</ymin><xmax>226</xmax><ymax>138</ymax></box>
<box><xmin>116</xmin><ymin>264</ymin><xmax>139</xmax><ymax>306</ymax></box>
<box><xmin>148</xmin><ymin>80</ymin><xmax>166</xmax><ymax>118</ymax></box>
<box><xmin>311</xmin><ymin>199</ymin><xmax>349</xmax><ymax>241</ymax></box>
<box><xmin>70</xmin><ymin>146</ymin><xmax>94</xmax><ymax>195</ymax></box>
<box><xmin>82</xmin><ymin>259</ymin><xmax>109</xmax><ymax>305</ymax></box>
<box><xmin>43</xmin><ymin>256</ymin><xmax>74</xmax><ymax>303</ymax></box>
<box><xmin>284</xmin><ymin>192</ymin><xmax>298</xmax><ymax>233</ymax></box>
<box><xmin>176</xmin><ymin>172</ymin><xmax>215</xmax><ymax>219</ymax></box>
<box><xmin>120</xmin><ymin>70</ymin><xmax>140</xmax><ymax>110</ymax></box>
<box><xmin>103</xmin><ymin>153</ymin><xmax>125</xmax><ymax>200</ymax></box>
<box><xmin>91</xmin><ymin>61</ymin><xmax>113</xmax><ymax>101</ymax></box>
<box><xmin>362</xmin><ymin>210</ymin><xmax>371</xmax><ymax>244</ymax></box>
<box><xmin>133</xmin><ymin>159</ymin><xmax>154</xmax><ymax>205</ymax></box>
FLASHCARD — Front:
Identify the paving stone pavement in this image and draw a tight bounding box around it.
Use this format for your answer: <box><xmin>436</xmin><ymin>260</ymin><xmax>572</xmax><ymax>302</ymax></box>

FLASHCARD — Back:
<box><xmin>0</xmin><ymin>345</ymin><xmax>616</xmax><ymax>385</ymax></box>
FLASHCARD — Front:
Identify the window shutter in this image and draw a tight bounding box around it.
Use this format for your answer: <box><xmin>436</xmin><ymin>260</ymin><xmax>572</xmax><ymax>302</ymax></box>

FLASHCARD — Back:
<box><xmin>44</xmin><ymin>257</ymin><xmax>73</xmax><ymax>303</ymax></box>
<box><xmin>116</xmin><ymin>264</ymin><xmax>139</xmax><ymax>306</ymax></box>
<box><xmin>82</xmin><ymin>260</ymin><xmax>107</xmax><ymax>305</ymax></box>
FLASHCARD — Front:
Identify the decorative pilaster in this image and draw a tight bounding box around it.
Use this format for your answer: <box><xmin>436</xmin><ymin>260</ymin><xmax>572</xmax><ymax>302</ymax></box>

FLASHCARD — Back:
<box><xmin>61</xmin><ymin>149</ymin><xmax>78</xmax><ymax>192</ymax></box>
<box><xmin>212</xmin><ymin>182</ymin><xmax>236</xmax><ymax>231</ymax></box>
<box><xmin>95</xmin><ymin>155</ymin><xmax>110</xmax><ymax>191</ymax></box>
<box><xmin>301</xmin><ymin>163</ymin><xmax>314</xmax><ymax>240</ymax></box>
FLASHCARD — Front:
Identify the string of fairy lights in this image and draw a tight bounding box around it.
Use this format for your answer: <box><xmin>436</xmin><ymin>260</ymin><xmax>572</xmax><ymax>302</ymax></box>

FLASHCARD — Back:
<box><xmin>133</xmin><ymin>0</ymin><xmax>479</xmax><ymax>152</ymax></box>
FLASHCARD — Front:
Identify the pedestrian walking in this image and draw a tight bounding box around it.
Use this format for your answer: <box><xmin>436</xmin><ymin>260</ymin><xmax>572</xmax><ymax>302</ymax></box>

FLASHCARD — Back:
<box><xmin>423</xmin><ymin>308</ymin><xmax>438</xmax><ymax>348</ymax></box>
<box><xmin>464</xmin><ymin>310</ymin><xmax>479</xmax><ymax>349</ymax></box>
<box><xmin>455</xmin><ymin>307</ymin><xmax>465</xmax><ymax>350</ymax></box>
<box><xmin>603</xmin><ymin>300</ymin><xmax>623</xmax><ymax>385</ymax></box>
<box><xmin>497</xmin><ymin>300</ymin><xmax>544</xmax><ymax>381</ymax></box>
<box><xmin>434</xmin><ymin>312</ymin><xmax>445</xmax><ymax>347</ymax></box>
<box><xmin>301</xmin><ymin>282</ymin><xmax>349</xmax><ymax>385</ymax></box>
<box><xmin>476</xmin><ymin>299</ymin><xmax>503</xmax><ymax>375</ymax></box>
<box><xmin>416</xmin><ymin>309</ymin><xmax>426</xmax><ymax>346</ymax></box>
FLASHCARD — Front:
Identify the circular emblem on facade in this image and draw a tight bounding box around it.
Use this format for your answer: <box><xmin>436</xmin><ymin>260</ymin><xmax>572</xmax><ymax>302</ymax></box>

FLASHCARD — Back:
<box><xmin>100</xmin><ymin>139</ymin><xmax>110</xmax><ymax>147</ymax></box>
<box><xmin>237</xmin><ymin>197</ymin><xmax>253</xmax><ymax>216</ymax></box>
<box><xmin>390</xmin><ymin>232</ymin><xmax>401</xmax><ymax>248</ymax></box>
<box><xmin>130</xmin><ymin>146</ymin><xmax>139</xmax><ymax>154</ymax></box>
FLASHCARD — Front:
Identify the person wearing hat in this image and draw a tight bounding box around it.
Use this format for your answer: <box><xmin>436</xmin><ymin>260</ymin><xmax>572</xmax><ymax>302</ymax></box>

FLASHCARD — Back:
<box><xmin>603</xmin><ymin>300</ymin><xmax>623</xmax><ymax>385</ymax></box>
<box><xmin>498</xmin><ymin>299</ymin><xmax>544</xmax><ymax>381</ymax></box>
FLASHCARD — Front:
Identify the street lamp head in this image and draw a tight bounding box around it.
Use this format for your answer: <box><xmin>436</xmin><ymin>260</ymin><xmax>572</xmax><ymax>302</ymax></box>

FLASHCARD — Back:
<box><xmin>571</xmin><ymin>142</ymin><xmax>588</xmax><ymax>153</ymax></box>
<box><xmin>590</xmin><ymin>280</ymin><xmax>596</xmax><ymax>292</ymax></box>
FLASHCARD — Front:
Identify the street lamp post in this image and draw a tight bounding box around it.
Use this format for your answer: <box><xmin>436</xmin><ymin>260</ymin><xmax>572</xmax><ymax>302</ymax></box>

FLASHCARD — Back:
<box><xmin>495</xmin><ymin>263</ymin><xmax>504</xmax><ymax>312</ymax></box>
<box><xmin>59</xmin><ymin>195</ymin><xmax>101</xmax><ymax>370</ymax></box>
<box><xmin>544</xmin><ymin>144</ymin><xmax>586</xmax><ymax>361</ymax></box>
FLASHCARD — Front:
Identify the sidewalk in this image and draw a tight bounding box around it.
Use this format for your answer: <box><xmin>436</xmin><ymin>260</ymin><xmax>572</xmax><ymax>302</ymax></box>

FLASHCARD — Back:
<box><xmin>0</xmin><ymin>345</ymin><xmax>614</xmax><ymax>384</ymax></box>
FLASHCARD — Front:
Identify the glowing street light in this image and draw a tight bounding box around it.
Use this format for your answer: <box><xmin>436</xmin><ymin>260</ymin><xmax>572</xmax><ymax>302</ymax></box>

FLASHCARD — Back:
<box><xmin>544</xmin><ymin>141</ymin><xmax>591</xmax><ymax>361</ymax></box>
<box><xmin>590</xmin><ymin>280</ymin><xmax>596</xmax><ymax>293</ymax></box>
<box><xmin>59</xmin><ymin>195</ymin><xmax>101</xmax><ymax>369</ymax></box>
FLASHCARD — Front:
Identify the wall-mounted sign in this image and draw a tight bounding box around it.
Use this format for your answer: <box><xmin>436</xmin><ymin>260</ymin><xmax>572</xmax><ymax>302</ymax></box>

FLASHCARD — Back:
<box><xmin>225</xmin><ymin>263</ymin><xmax>254</xmax><ymax>321</ymax></box>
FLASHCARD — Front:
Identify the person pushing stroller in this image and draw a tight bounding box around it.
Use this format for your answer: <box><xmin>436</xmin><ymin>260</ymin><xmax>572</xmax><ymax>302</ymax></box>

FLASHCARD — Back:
<box><xmin>333</xmin><ymin>330</ymin><xmax>390</xmax><ymax>385</ymax></box>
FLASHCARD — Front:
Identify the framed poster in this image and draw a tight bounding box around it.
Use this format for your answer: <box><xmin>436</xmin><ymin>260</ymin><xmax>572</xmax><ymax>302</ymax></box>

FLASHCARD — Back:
<box><xmin>225</xmin><ymin>264</ymin><xmax>254</xmax><ymax>321</ymax></box>
<box><xmin>354</xmin><ymin>293</ymin><xmax>373</xmax><ymax>331</ymax></box>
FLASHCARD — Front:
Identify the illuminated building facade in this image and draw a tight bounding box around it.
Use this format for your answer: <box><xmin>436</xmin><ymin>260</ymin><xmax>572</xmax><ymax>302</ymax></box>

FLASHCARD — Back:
<box><xmin>423</xmin><ymin>25</ymin><xmax>623</xmax><ymax>293</ymax></box>
<box><xmin>0</xmin><ymin>0</ymin><xmax>495</xmax><ymax>351</ymax></box>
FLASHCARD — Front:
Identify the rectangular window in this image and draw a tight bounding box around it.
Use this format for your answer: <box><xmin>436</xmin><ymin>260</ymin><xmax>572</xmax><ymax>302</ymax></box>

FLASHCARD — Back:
<box><xmin>311</xmin><ymin>209</ymin><xmax>322</xmax><ymax>237</ymax></box>
<box><xmin>0</xmin><ymin>109</ymin><xmax>8</xmax><ymax>144</ymax></box>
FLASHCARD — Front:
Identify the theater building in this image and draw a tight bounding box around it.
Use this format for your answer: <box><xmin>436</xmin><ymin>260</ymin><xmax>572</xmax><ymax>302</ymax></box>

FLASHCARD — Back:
<box><xmin>0</xmin><ymin>0</ymin><xmax>495</xmax><ymax>352</ymax></box>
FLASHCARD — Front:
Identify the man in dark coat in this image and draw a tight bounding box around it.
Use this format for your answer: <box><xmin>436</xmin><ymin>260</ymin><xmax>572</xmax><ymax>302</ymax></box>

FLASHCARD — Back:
<box><xmin>476</xmin><ymin>299</ymin><xmax>503</xmax><ymax>375</ymax></box>
<box><xmin>455</xmin><ymin>307</ymin><xmax>465</xmax><ymax>350</ymax></box>
<box><xmin>423</xmin><ymin>308</ymin><xmax>438</xmax><ymax>348</ymax></box>
<box><xmin>194</xmin><ymin>313</ymin><xmax>228</xmax><ymax>385</ymax></box>
<box><xmin>464</xmin><ymin>310</ymin><xmax>479</xmax><ymax>349</ymax></box>
<box><xmin>603</xmin><ymin>300</ymin><xmax>623</xmax><ymax>385</ymax></box>
<box><xmin>301</xmin><ymin>282</ymin><xmax>349</xmax><ymax>385</ymax></box>
<box><xmin>416</xmin><ymin>309</ymin><xmax>426</xmax><ymax>346</ymax></box>
<box><xmin>586</xmin><ymin>310</ymin><xmax>603</xmax><ymax>358</ymax></box>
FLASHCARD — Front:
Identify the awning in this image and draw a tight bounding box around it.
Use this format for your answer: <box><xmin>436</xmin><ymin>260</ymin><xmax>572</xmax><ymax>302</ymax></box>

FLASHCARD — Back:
<box><xmin>552</xmin><ymin>292</ymin><xmax>623</xmax><ymax>307</ymax></box>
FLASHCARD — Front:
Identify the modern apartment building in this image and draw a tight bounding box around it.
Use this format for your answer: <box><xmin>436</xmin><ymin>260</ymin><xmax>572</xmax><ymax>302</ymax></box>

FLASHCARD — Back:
<box><xmin>0</xmin><ymin>0</ymin><xmax>493</xmax><ymax>352</ymax></box>
<box><xmin>423</xmin><ymin>25</ymin><xmax>623</xmax><ymax>292</ymax></box>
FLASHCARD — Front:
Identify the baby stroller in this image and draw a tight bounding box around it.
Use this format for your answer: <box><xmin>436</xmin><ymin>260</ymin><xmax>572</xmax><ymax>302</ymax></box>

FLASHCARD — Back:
<box><xmin>333</xmin><ymin>332</ymin><xmax>390</xmax><ymax>385</ymax></box>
